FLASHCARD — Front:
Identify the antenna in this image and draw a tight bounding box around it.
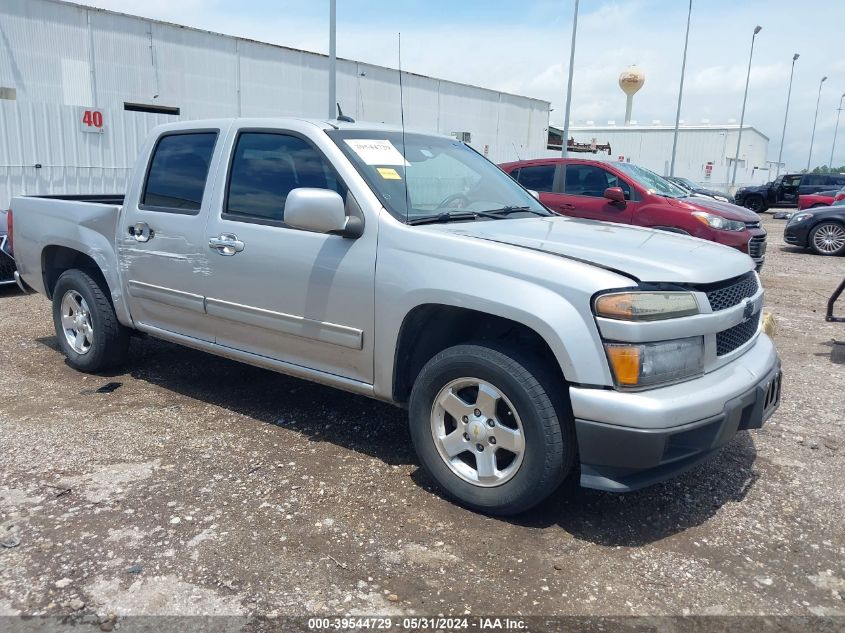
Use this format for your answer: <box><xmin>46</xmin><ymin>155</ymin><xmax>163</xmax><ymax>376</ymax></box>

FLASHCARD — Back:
<box><xmin>336</xmin><ymin>103</ymin><xmax>355</xmax><ymax>123</ymax></box>
<box><xmin>512</xmin><ymin>142</ymin><xmax>522</xmax><ymax>161</ymax></box>
<box><xmin>398</xmin><ymin>32</ymin><xmax>411</xmax><ymax>224</ymax></box>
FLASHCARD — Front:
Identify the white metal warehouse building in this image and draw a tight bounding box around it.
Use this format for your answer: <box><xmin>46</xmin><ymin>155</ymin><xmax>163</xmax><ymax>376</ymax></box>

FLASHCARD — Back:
<box><xmin>554</xmin><ymin>123</ymin><xmax>772</xmax><ymax>192</ymax></box>
<box><xmin>0</xmin><ymin>0</ymin><xmax>551</xmax><ymax>210</ymax></box>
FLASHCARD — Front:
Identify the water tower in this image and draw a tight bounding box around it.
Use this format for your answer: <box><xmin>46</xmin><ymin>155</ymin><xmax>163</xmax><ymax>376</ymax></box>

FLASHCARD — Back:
<box><xmin>619</xmin><ymin>66</ymin><xmax>645</xmax><ymax>125</ymax></box>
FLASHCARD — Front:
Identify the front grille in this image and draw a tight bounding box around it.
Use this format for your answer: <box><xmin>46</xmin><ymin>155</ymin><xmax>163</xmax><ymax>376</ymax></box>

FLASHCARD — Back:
<box><xmin>749</xmin><ymin>235</ymin><xmax>767</xmax><ymax>259</ymax></box>
<box><xmin>702</xmin><ymin>272</ymin><xmax>759</xmax><ymax>312</ymax></box>
<box><xmin>717</xmin><ymin>312</ymin><xmax>759</xmax><ymax>356</ymax></box>
<box><xmin>0</xmin><ymin>250</ymin><xmax>15</xmax><ymax>283</ymax></box>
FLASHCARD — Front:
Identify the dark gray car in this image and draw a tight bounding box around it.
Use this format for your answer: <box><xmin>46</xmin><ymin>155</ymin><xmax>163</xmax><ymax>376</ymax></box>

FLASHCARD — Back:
<box><xmin>666</xmin><ymin>176</ymin><xmax>734</xmax><ymax>204</ymax></box>
<box><xmin>0</xmin><ymin>210</ymin><xmax>16</xmax><ymax>286</ymax></box>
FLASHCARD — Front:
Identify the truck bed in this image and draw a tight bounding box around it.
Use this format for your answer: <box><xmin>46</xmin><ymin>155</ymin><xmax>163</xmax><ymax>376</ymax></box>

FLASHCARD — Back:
<box><xmin>10</xmin><ymin>195</ymin><xmax>123</xmax><ymax>300</ymax></box>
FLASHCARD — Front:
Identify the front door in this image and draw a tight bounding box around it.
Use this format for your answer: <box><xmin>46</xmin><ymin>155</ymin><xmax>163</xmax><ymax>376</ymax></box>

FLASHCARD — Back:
<box><xmin>558</xmin><ymin>163</ymin><xmax>634</xmax><ymax>224</ymax></box>
<box><xmin>779</xmin><ymin>175</ymin><xmax>801</xmax><ymax>204</ymax></box>
<box><xmin>202</xmin><ymin>129</ymin><xmax>377</xmax><ymax>384</ymax></box>
<box><xmin>119</xmin><ymin>129</ymin><xmax>225</xmax><ymax>342</ymax></box>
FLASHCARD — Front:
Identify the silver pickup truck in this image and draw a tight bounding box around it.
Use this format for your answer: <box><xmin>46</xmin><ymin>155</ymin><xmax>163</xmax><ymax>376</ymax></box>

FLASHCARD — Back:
<box><xmin>9</xmin><ymin>118</ymin><xmax>782</xmax><ymax>515</ymax></box>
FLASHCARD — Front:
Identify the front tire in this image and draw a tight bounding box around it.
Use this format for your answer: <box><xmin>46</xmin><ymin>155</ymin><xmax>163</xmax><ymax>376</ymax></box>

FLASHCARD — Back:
<box><xmin>809</xmin><ymin>221</ymin><xmax>845</xmax><ymax>256</ymax></box>
<box><xmin>52</xmin><ymin>269</ymin><xmax>130</xmax><ymax>372</ymax></box>
<box><xmin>743</xmin><ymin>195</ymin><xmax>765</xmax><ymax>213</ymax></box>
<box><xmin>408</xmin><ymin>343</ymin><xmax>575</xmax><ymax>515</ymax></box>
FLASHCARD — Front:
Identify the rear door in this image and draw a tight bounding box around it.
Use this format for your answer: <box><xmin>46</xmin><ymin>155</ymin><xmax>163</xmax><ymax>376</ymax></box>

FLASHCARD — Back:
<box><xmin>119</xmin><ymin>127</ymin><xmax>228</xmax><ymax>342</ymax></box>
<box><xmin>201</xmin><ymin>126</ymin><xmax>377</xmax><ymax>384</ymax></box>
<box><xmin>558</xmin><ymin>162</ymin><xmax>634</xmax><ymax>223</ymax></box>
<box><xmin>513</xmin><ymin>163</ymin><xmax>563</xmax><ymax>211</ymax></box>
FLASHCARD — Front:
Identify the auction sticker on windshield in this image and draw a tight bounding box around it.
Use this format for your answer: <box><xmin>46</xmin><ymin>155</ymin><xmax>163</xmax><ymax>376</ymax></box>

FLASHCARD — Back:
<box><xmin>344</xmin><ymin>139</ymin><xmax>409</xmax><ymax>166</ymax></box>
<box><xmin>377</xmin><ymin>167</ymin><xmax>401</xmax><ymax>180</ymax></box>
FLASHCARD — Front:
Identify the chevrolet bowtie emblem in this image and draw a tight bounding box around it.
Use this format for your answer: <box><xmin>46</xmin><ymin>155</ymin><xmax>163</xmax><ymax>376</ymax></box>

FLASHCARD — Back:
<box><xmin>743</xmin><ymin>299</ymin><xmax>755</xmax><ymax>322</ymax></box>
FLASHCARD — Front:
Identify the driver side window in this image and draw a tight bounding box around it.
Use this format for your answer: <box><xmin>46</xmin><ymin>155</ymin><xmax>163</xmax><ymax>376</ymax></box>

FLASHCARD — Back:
<box><xmin>564</xmin><ymin>164</ymin><xmax>629</xmax><ymax>198</ymax></box>
<box><xmin>224</xmin><ymin>132</ymin><xmax>346</xmax><ymax>225</ymax></box>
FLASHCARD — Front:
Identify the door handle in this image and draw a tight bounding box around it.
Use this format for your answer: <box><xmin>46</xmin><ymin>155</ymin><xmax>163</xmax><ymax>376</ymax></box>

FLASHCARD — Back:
<box><xmin>208</xmin><ymin>234</ymin><xmax>245</xmax><ymax>256</ymax></box>
<box><xmin>129</xmin><ymin>222</ymin><xmax>154</xmax><ymax>242</ymax></box>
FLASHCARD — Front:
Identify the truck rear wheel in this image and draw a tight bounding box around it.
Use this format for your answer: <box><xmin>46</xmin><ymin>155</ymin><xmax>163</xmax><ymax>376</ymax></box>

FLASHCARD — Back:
<box><xmin>408</xmin><ymin>343</ymin><xmax>574</xmax><ymax>515</ymax></box>
<box><xmin>52</xmin><ymin>269</ymin><xmax>130</xmax><ymax>372</ymax></box>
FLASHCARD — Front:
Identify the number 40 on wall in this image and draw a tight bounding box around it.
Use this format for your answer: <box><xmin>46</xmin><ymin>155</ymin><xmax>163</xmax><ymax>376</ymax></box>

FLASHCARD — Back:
<box><xmin>79</xmin><ymin>107</ymin><xmax>105</xmax><ymax>134</ymax></box>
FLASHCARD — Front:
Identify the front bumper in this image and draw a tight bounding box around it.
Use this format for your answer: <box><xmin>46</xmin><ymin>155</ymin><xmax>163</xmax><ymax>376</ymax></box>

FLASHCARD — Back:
<box><xmin>783</xmin><ymin>223</ymin><xmax>809</xmax><ymax>247</ymax></box>
<box><xmin>570</xmin><ymin>334</ymin><xmax>781</xmax><ymax>492</ymax></box>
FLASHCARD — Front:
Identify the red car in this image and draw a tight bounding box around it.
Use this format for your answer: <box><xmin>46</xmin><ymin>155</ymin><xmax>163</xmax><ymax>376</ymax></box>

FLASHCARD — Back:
<box><xmin>499</xmin><ymin>158</ymin><xmax>767</xmax><ymax>269</ymax></box>
<box><xmin>798</xmin><ymin>188</ymin><xmax>845</xmax><ymax>210</ymax></box>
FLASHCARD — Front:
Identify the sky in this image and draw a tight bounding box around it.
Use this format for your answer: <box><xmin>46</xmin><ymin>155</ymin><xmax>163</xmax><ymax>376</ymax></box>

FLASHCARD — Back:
<box><xmin>79</xmin><ymin>0</ymin><xmax>845</xmax><ymax>171</ymax></box>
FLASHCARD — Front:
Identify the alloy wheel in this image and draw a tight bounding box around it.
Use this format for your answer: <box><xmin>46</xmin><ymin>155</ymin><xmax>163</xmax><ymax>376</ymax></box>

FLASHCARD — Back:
<box><xmin>430</xmin><ymin>377</ymin><xmax>525</xmax><ymax>487</ymax></box>
<box><xmin>60</xmin><ymin>290</ymin><xmax>94</xmax><ymax>354</ymax></box>
<box><xmin>812</xmin><ymin>223</ymin><xmax>845</xmax><ymax>254</ymax></box>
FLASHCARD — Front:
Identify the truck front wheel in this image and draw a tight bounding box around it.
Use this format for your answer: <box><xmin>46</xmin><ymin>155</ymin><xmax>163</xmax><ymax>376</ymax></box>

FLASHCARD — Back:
<box><xmin>408</xmin><ymin>343</ymin><xmax>575</xmax><ymax>515</ymax></box>
<box><xmin>52</xmin><ymin>269</ymin><xmax>130</xmax><ymax>372</ymax></box>
<box><xmin>743</xmin><ymin>195</ymin><xmax>765</xmax><ymax>212</ymax></box>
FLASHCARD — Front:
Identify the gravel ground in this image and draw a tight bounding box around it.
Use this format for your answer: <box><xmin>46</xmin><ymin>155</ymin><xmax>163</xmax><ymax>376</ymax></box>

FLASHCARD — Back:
<box><xmin>0</xmin><ymin>215</ymin><xmax>844</xmax><ymax>627</ymax></box>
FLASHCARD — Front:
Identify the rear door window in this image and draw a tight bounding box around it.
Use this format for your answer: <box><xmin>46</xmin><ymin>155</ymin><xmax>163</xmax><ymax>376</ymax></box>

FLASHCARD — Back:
<box><xmin>516</xmin><ymin>164</ymin><xmax>556</xmax><ymax>192</ymax></box>
<box><xmin>142</xmin><ymin>132</ymin><xmax>217</xmax><ymax>212</ymax></box>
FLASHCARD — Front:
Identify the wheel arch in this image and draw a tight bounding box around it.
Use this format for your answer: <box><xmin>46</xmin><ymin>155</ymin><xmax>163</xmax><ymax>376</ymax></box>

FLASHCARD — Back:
<box><xmin>41</xmin><ymin>244</ymin><xmax>132</xmax><ymax>327</ymax></box>
<box><xmin>391</xmin><ymin>303</ymin><xmax>578</xmax><ymax>406</ymax></box>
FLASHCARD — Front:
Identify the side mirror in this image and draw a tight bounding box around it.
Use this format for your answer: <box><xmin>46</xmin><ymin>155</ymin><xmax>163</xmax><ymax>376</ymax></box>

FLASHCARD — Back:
<box><xmin>527</xmin><ymin>189</ymin><xmax>540</xmax><ymax>199</ymax></box>
<box><xmin>603</xmin><ymin>186</ymin><xmax>626</xmax><ymax>204</ymax></box>
<box><xmin>284</xmin><ymin>188</ymin><xmax>362</xmax><ymax>238</ymax></box>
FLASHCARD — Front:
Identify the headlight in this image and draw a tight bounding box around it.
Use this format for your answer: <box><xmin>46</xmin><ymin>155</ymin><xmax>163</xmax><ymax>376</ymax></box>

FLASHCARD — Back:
<box><xmin>604</xmin><ymin>337</ymin><xmax>704</xmax><ymax>388</ymax></box>
<box><xmin>594</xmin><ymin>291</ymin><xmax>699</xmax><ymax>321</ymax></box>
<box><xmin>787</xmin><ymin>212</ymin><xmax>812</xmax><ymax>225</ymax></box>
<box><xmin>692</xmin><ymin>211</ymin><xmax>745</xmax><ymax>231</ymax></box>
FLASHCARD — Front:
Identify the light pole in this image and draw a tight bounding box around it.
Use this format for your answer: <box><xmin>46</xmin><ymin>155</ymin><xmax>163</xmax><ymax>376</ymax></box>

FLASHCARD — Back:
<box><xmin>561</xmin><ymin>0</ymin><xmax>579</xmax><ymax>157</ymax></box>
<box><xmin>328</xmin><ymin>0</ymin><xmax>336</xmax><ymax>119</ymax></box>
<box><xmin>775</xmin><ymin>53</ymin><xmax>799</xmax><ymax>177</ymax></box>
<box><xmin>731</xmin><ymin>25</ymin><xmax>762</xmax><ymax>188</ymax></box>
<box><xmin>807</xmin><ymin>76</ymin><xmax>828</xmax><ymax>171</ymax></box>
<box><xmin>670</xmin><ymin>0</ymin><xmax>693</xmax><ymax>177</ymax></box>
<box><xmin>829</xmin><ymin>92</ymin><xmax>845</xmax><ymax>168</ymax></box>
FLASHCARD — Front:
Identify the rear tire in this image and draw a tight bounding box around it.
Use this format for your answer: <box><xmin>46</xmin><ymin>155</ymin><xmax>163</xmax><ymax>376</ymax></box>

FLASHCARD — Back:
<box><xmin>809</xmin><ymin>221</ymin><xmax>845</xmax><ymax>256</ymax></box>
<box><xmin>408</xmin><ymin>342</ymin><xmax>575</xmax><ymax>515</ymax></box>
<box><xmin>52</xmin><ymin>269</ymin><xmax>130</xmax><ymax>372</ymax></box>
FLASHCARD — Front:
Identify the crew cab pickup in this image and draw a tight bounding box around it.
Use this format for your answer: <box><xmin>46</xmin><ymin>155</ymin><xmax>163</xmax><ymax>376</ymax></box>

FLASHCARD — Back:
<box><xmin>9</xmin><ymin>118</ymin><xmax>782</xmax><ymax>515</ymax></box>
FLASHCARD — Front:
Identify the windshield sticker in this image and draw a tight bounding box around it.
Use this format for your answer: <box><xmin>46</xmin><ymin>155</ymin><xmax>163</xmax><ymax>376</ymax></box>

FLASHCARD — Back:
<box><xmin>377</xmin><ymin>167</ymin><xmax>402</xmax><ymax>180</ymax></box>
<box><xmin>344</xmin><ymin>139</ymin><xmax>410</xmax><ymax>166</ymax></box>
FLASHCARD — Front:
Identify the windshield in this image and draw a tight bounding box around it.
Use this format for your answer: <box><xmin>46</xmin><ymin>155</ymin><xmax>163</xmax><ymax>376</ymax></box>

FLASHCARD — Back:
<box><xmin>616</xmin><ymin>163</ymin><xmax>688</xmax><ymax>198</ymax></box>
<box><xmin>327</xmin><ymin>130</ymin><xmax>549</xmax><ymax>222</ymax></box>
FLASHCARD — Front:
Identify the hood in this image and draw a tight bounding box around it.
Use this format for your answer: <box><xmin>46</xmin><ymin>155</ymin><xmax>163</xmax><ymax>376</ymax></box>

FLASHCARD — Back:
<box><xmin>428</xmin><ymin>216</ymin><xmax>754</xmax><ymax>285</ymax></box>
<box><xmin>693</xmin><ymin>188</ymin><xmax>732</xmax><ymax>200</ymax></box>
<box><xmin>736</xmin><ymin>184</ymin><xmax>765</xmax><ymax>193</ymax></box>
<box><xmin>668</xmin><ymin>196</ymin><xmax>760</xmax><ymax>222</ymax></box>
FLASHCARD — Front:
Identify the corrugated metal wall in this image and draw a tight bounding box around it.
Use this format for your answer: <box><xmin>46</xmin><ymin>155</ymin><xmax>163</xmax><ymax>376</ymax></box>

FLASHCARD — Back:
<box><xmin>0</xmin><ymin>0</ymin><xmax>550</xmax><ymax>208</ymax></box>
<box><xmin>550</xmin><ymin>127</ymin><xmax>772</xmax><ymax>192</ymax></box>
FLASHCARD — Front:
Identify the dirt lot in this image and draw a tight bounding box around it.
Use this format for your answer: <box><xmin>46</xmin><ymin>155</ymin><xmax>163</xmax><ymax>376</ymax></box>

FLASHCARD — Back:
<box><xmin>1</xmin><ymin>216</ymin><xmax>844</xmax><ymax>627</ymax></box>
